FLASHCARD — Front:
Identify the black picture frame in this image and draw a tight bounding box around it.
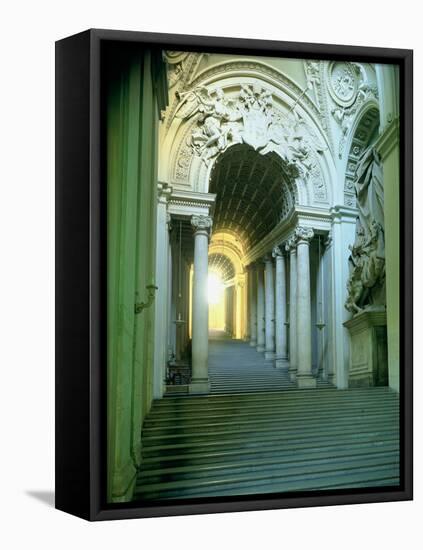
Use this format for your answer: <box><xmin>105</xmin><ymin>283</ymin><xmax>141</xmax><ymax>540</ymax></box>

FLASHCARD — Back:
<box><xmin>55</xmin><ymin>28</ymin><xmax>413</xmax><ymax>521</ymax></box>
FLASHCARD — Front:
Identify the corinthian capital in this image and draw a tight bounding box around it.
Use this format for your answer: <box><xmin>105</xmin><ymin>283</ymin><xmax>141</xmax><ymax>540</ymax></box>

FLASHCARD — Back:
<box><xmin>295</xmin><ymin>226</ymin><xmax>314</xmax><ymax>243</ymax></box>
<box><xmin>285</xmin><ymin>235</ymin><xmax>297</xmax><ymax>252</ymax></box>
<box><xmin>191</xmin><ymin>215</ymin><xmax>213</xmax><ymax>234</ymax></box>
<box><xmin>272</xmin><ymin>245</ymin><xmax>283</xmax><ymax>258</ymax></box>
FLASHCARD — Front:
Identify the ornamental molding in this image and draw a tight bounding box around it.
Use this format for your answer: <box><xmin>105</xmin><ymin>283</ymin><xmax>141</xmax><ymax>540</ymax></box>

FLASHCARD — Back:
<box><xmin>344</xmin><ymin>104</ymin><xmax>380</xmax><ymax>207</ymax></box>
<box><xmin>173</xmin><ymin>83</ymin><xmax>328</xmax><ymax>204</ymax></box>
<box><xmin>188</xmin><ymin>59</ymin><xmax>322</xmax><ymax>120</ymax></box>
<box><xmin>327</xmin><ymin>63</ymin><xmax>379</xmax><ymax>160</ymax></box>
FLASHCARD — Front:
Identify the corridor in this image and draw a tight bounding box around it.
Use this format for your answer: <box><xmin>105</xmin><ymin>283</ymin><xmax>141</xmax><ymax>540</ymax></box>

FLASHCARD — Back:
<box><xmin>208</xmin><ymin>330</ymin><xmax>332</xmax><ymax>394</ymax></box>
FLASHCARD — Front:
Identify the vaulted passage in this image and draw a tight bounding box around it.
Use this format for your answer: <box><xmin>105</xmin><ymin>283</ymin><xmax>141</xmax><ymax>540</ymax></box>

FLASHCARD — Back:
<box><xmin>209</xmin><ymin>144</ymin><xmax>296</xmax><ymax>250</ymax></box>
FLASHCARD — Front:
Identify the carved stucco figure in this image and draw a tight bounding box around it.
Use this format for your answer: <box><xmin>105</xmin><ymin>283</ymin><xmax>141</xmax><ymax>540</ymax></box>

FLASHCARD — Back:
<box><xmin>345</xmin><ymin>147</ymin><xmax>385</xmax><ymax>314</ymax></box>
<box><xmin>175</xmin><ymin>83</ymin><xmax>326</xmax><ymax>175</ymax></box>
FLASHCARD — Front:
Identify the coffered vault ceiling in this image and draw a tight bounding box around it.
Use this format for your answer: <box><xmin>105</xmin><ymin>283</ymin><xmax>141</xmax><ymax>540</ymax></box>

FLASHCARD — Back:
<box><xmin>208</xmin><ymin>253</ymin><xmax>235</xmax><ymax>282</ymax></box>
<box><xmin>208</xmin><ymin>144</ymin><xmax>295</xmax><ymax>251</ymax></box>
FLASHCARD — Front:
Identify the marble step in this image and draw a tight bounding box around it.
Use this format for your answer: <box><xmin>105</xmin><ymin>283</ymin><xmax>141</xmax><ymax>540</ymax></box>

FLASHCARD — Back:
<box><xmin>141</xmin><ymin>426</ymin><xmax>398</xmax><ymax>457</ymax></box>
<box><xmin>148</xmin><ymin>396</ymin><xmax>398</xmax><ymax>420</ymax></box>
<box><xmin>142</xmin><ymin>407</ymin><xmax>399</xmax><ymax>435</ymax></box>
<box><xmin>140</xmin><ymin>435</ymin><xmax>400</xmax><ymax>470</ymax></box>
<box><xmin>136</xmin><ymin>387</ymin><xmax>399</xmax><ymax>500</ymax></box>
<box><xmin>135</xmin><ymin>461</ymin><xmax>399</xmax><ymax>500</ymax></box>
<box><xmin>142</xmin><ymin>412</ymin><xmax>399</xmax><ymax>440</ymax></box>
<box><xmin>148</xmin><ymin>396</ymin><xmax>398</xmax><ymax>416</ymax></box>
<box><xmin>138</xmin><ymin>446</ymin><xmax>400</xmax><ymax>484</ymax></box>
<box><xmin>156</xmin><ymin>386</ymin><xmax>394</xmax><ymax>404</ymax></box>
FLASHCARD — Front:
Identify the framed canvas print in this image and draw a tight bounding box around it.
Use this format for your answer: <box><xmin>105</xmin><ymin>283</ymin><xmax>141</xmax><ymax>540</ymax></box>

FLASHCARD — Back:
<box><xmin>55</xmin><ymin>29</ymin><xmax>413</xmax><ymax>521</ymax></box>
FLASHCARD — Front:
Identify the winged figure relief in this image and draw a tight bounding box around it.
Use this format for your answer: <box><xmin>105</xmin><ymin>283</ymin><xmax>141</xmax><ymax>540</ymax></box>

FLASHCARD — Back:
<box><xmin>282</xmin><ymin>111</ymin><xmax>327</xmax><ymax>176</ymax></box>
<box><xmin>174</xmin><ymin>86</ymin><xmax>242</xmax><ymax>165</ymax></box>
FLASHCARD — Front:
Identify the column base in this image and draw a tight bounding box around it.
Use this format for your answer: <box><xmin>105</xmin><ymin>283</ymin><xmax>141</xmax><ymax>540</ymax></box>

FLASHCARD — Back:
<box><xmin>275</xmin><ymin>357</ymin><xmax>289</xmax><ymax>369</ymax></box>
<box><xmin>264</xmin><ymin>351</ymin><xmax>275</xmax><ymax>360</ymax></box>
<box><xmin>296</xmin><ymin>375</ymin><xmax>317</xmax><ymax>389</ymax></box>
<box><xmin>249</xmin><ymin>339</ymin><xmax>257</xmax><ymax>347</ymax></box>
<box><xmin>189</xmin><ymin>379</ymin><xmax>210</xmax><ymax>394</ymax></box>
<box><xmin>288</xmin><ymin>367</ymin><xmax>297</xmax><ymax>382</ymax></box>
<box><xmin>256</xmin><ymin>345</ymin><xmax>265</xmax><ymax>352</ymax></box>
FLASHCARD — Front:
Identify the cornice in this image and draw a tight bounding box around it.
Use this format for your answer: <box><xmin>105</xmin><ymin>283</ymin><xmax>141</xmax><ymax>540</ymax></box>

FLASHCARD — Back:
<box><xmin>330</xmin><ymin>204</ymin><xmax>358</xmax><ymax>222</ymax></box>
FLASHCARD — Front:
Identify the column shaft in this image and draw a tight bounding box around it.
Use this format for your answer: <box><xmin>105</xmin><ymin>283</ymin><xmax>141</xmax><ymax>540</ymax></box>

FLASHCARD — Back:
<box><xmin>264</xmin><ymin>256</ymin><xmax>275</xmax><ymax>359</ymax></box>
<box><xmin>249</xmin><ymin>265</ymin><xmax>257</xmax><ymax>346</ymax></box>
<box><xmin>273</xmin><ymin>247</ymin><xmax>288</xmax><ymax>368</ymax></box>
<box><xmin>256</xmin><ymin>264</ymin><xmax>265</xmax><ymax>352</ymax></box>
<box><xmin>296</xmin><ymin>227</ymin><xmax>316</xmax><ymax>388</ymax></box>
<box><xmin>190</xmin><ymin>215</ymin><xmax>212</xmax><ymax>394</ymax></box>
<box><xmin>287</xmin><ymin>241</ymin><xmax>297</xmax><ymax>381</ymax></box>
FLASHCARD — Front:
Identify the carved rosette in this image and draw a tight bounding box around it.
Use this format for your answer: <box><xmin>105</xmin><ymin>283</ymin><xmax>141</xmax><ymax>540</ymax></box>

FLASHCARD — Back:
<box><xmin>295</xmin><ymin>226</ymin><xmax>314</xmax><ymax>244</ymax></box>
<box><xmin>191</xmin><ymin>215</ymin><xmax>213</xmax><ymax>236</ymax></box>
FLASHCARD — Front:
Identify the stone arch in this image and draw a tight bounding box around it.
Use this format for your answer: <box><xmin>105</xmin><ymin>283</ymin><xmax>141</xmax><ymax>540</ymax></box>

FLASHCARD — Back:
<box><xmin>344</xmin><ymin>102</ymin><xmax>380</xmax><ymax>207</ymax></box>
<box><xmin>208</xmin><ymin>231</ymin><xmax>244</xmax><ymax>276</ymax></box>
<box><xmin>208</xmin><ymin>252</ymin><xmax>236</xmax><ymax>282</ymax></box>
<box><xmin>163</xmin><ymin>62</ymin><xmax>335</xmax><ymax>208</ymax></box>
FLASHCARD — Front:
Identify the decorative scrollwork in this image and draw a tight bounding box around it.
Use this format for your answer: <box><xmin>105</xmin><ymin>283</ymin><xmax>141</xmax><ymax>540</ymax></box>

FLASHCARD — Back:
<box><xmin>134</xmin><ymin>285</ymin><xmax>158</xmax><ymax>314</ymax></box>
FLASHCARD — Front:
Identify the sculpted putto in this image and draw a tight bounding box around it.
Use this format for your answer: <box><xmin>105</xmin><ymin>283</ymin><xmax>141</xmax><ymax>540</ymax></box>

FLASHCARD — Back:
<box><xmin>175</xmin><ymin>86</ymin><xmax>242</xmax><ymax>165</ymax></box>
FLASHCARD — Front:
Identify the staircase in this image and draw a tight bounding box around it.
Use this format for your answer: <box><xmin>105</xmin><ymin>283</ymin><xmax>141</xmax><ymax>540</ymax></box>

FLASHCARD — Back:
<box><xmin>208</xmin><ymin>332</ymin><xmax>332</xmax><ymax>394</ymax></box>
<box><xmin>134</xmin><ymin>387</ymin><xmax>400</xmax><ymax>500</ymax></box>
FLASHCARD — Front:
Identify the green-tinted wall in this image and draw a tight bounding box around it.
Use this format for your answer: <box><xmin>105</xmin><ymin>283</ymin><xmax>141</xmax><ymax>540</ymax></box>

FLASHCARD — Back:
<box><xmin>106</xmin><ymin>46</ymin><xmax>166</xmax><ymax>502</ymax></box>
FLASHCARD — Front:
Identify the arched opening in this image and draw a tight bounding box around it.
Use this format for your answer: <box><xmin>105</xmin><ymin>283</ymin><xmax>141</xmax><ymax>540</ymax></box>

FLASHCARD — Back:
<box><xmin>209</xmin><ymin>144</ymin><xmax>296</xmax><ymax>251</ymax></box>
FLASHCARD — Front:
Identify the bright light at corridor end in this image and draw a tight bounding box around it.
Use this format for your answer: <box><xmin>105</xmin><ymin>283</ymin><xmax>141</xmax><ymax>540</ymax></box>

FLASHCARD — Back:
<box><xmin>207</xmin><ymin>273</ymin><xmax>224</xmax><ymax>305</ymax></box>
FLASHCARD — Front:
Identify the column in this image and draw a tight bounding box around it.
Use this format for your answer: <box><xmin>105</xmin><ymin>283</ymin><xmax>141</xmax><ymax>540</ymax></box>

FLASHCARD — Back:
<box><xmin>153</xmin><ymin>185</ymin><xmax>172</xmax><ymax>398</ymax></box>
<box><xmin>190</xmin><ymin>215</ymin><xmax>212</xmax><ymax>394</ymax></box>
<box><xmin>295</xmin><ymin>226</ymin><xmax>316</xmax><ymax>388</ymax></box>
<box><xmin>273</xmin><ymin>246</ymin><xmax>288</xmax><ymax>368</ymax></box>
<box><xmin>286</xmin><ymin>238</ymin><xmax>297</xmax><ymax>380</ymax></box>
<box><xmin>256</xmin><ymin>262</ymin><xmax>265</xmax><ymax>352</ymax></box>
<box><xmin>245</xmin><ymin>270</ymin><xmax>251</xmax><ymax>341</ymax></box>
<box><xmin>249</xmin><ymin>264</ymin><xmax>257</xmax><ymax>347</ymax></box>
<box><xmin>264</xmin><ymin>254</ymin><xmax>275</xmax><ymax>359</ymax></box>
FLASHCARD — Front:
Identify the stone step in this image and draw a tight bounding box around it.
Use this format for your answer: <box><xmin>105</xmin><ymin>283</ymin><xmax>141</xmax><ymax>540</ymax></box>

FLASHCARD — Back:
<box><xmin>156</xmin><ymin>389</ymin><xmax>395</xmax><ymax>408</ymax></box>
<box><xmin>135</xmin><ymin>333</ymin><xmax>399</xmax><ymax>500</ymax></box>
<box><xmin>141</xmin><ymin>426</ymin><xmax>398</xmax><ymax>457</ymax></box>
<box><xmin>138</xmin><ymin>445</ymin><xmax>400</xmax><ymax>483</ymax></box>
<box><xmin>140</xmin><ymin>435</ymin><xmax>399</xmax><ymax>469</ymax></box>
<box><xmin>145</xmin><ymin>401</ymin><xmax>398</xmax><ymax>425</ymax></box>
<box><xmin>135</xmin><ymin>461</ymin><xmax>399</xmax><ymax>500</ymax></box>
<box><xmin>148</xmin><ymin>399</ymin><xmax>398</xmax><ymax>417</ymax></box>
<box><xmin>142</xmin><ymin>412</ymin><xmax>399</xmax><ymax>441</ymax></box>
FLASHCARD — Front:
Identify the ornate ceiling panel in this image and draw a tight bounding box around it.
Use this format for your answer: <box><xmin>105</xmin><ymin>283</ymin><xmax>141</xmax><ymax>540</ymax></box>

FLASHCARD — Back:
<box><xmin>209</xmin><ymin>144</ymin><xmax>294</xmax><ymax>251</ymax></box>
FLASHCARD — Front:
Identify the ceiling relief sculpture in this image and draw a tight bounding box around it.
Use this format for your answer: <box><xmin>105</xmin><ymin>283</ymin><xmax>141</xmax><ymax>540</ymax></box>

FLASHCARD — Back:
<box><xmin>173</xmin><ymin>83</ymin><xmax>328</xmax><ymax>203</ymax></box>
